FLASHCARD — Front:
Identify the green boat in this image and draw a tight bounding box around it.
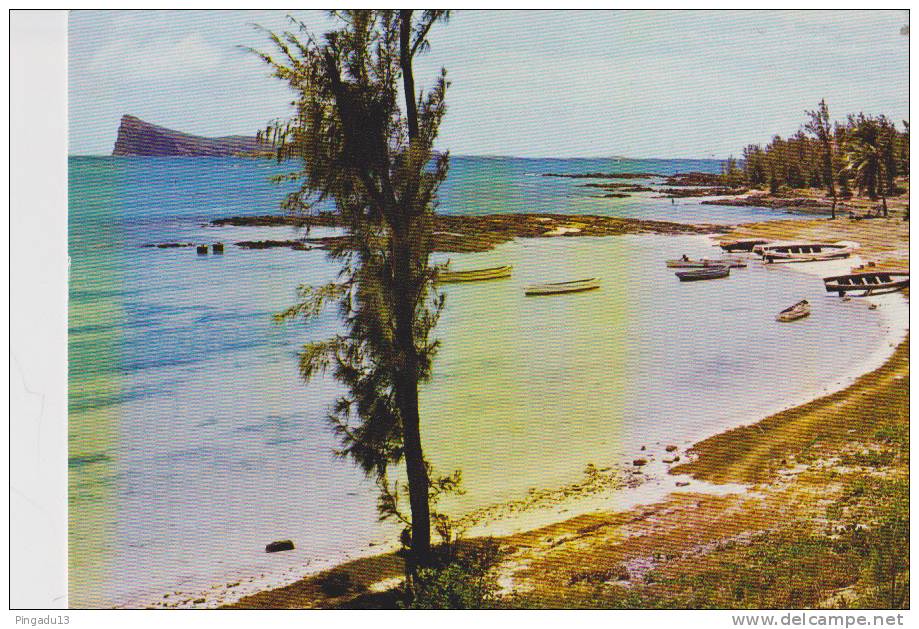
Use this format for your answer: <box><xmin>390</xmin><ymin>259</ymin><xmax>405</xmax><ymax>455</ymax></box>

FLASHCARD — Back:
<box><xmin>437</xmin><ymin>265</ymin><xmax>512</xmax><ymax>283</ymax></box>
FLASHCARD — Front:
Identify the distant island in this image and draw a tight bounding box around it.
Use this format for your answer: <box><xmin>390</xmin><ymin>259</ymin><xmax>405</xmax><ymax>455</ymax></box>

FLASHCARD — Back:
<box><xmin>112</xmin><ymin>115</ymin><xmax>268</xmax><ymax>157</ymax></box>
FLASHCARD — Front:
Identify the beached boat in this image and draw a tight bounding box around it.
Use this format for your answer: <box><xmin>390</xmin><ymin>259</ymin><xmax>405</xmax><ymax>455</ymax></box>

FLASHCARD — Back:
<box><xmin>524</xmin><ymin>277</ymin><xmax>600</xmax><ymax>296</ymax></box>
<box><xmin>666</xmin><ymin>257</ymin><xmax>747</xmax><ymax>268</ymax></box>
<box><xmin>823</xmin><ymin>271</ymin><xmax>909</xmax><ymax>296</ymax></box>
<box><xmin>776</xmin><ymin>299</ymin><xmax>810</xmax><ymax>322</ymax></box>
<box><xmin>760</xmin><ymin>243</ymin><xmax>852</xmax><ymax>263</ymax></box>
<box><xmin>675</xmin><ymin>266</ymin><xmax>730</xmax><ymax>281</ymax></box>
<box><xmin>720</xmin><ymin>238</ymin><xmax>770</xmax><ymax>252</ymax></box>
<box><xmin>437</xmin><ymin>265</ymin><xmax>512</xmax><ymax>283</ymax></box>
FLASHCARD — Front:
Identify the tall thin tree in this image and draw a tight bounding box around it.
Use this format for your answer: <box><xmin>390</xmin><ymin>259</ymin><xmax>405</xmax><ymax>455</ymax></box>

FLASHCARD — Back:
<box><xmin>804</xmin><ymin>99</ymin><xmax>837</xmax><ymax>219</ymax></box>
<box><xmin>256</xmin><ymin>9</ymin><xmax>452</xmax><ymax>567</ymax></box>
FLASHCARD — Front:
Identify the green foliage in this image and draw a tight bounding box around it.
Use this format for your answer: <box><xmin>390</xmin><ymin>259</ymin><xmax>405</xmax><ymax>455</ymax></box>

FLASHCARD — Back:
<box><xmin>403</xmin><ymin>539</ymin><xmax>504</xmax><ymax>609</ymax></box>
<box><xmin>805</xmin><ymin>99</ymin><xmax>837</xmax><ymax>208</ymax></box>
<box><xmin>721</xmin><ymin>155</ymin><xmax>744</xmax><ymax>187</ymax></box>
<box><xmin>843</xmin><ymin>113</ymin><xmax>901</xmax><ymax>214</ymax></box>
<box><xmin>737</xmin><ymin>103</ymin><xmax>908</xmax><ymax>202</ymax></box>
<box><xmin>376</xmin><ymin>465</ymin><xmax>465</xmax><ymax>544</ymax></box>
<box><xmin>827</xmin><ymin>477</ymin><xmax>909</xmax><ymax>608</ymax></box>
<box><xmin>839</xmin><ymin>449</ymin><xmax>894</xmax><ymax>469</ymax></box>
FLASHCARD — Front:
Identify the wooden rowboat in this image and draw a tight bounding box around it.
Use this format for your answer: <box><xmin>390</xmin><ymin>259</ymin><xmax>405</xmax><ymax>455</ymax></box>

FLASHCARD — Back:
<box><xmin>437</xmin><ymin>265</ymin><xmax>512</xmax><ymax>283</ymax></box>
<box><xmin>524</xmin><ymin>277</ymin><xmax>599</xmax><ymax>296</ymax></box>
<box><xmin>675</xmin><ymin>266</ymin><xmax>730</xmax><ymax>281</ymax></box>
<box><xmin>760</xmin><ymin>243</ymin><xmax>851</xmax><ymax>263</ymax></box>
<box><xmin>823</xmin><ymin>271</ymin><xmax>909</xmax><ymax>296</ymax></box>
<box><xmin>776</xmin><ymin>299</ymin><xmax>810</xmax><ymax>322</ymax></box>
<box><xmin>666</xmin><ymin>258</ymin><xmax>747</xmax><ymax>268</ymax></box>
<box><xmin>720</xmin><ymin>238</ymin><xmax>770</xmax><ymax>252</ymax></box>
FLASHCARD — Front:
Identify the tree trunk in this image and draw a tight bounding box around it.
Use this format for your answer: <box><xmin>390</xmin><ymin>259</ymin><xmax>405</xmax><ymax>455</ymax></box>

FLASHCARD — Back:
<box><xmin>396</xmin><ymin>368</ymin><xmax>432</xmax><ymax>565</ymax></box>
<box><xmin>391</xmin><ymin>226</ymin><xmax>432</xmax><ymax>566</ymax></box>
<box><xmin>400</xmin><ymin>10</ymin><xmax>419</xmax><ymax>141</ymax></box>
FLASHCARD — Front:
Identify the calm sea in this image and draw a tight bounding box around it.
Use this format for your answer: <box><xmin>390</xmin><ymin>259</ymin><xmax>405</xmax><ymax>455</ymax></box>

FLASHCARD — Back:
<box><xmin>69</xmin><ymin>156</ymin><xmax>884</xmax><ymax>607</ymax></box>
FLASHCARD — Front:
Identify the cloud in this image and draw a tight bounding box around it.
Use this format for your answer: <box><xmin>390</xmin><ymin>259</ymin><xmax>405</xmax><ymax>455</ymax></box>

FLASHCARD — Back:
<box><xmin>87</xmin><ymin>32</ymin><xmax>224</xmax><ymax>83</ymax></box>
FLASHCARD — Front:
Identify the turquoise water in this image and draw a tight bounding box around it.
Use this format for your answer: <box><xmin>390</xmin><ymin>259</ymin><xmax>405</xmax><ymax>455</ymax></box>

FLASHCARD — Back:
<box><xmin>69</xmin><ymin>156</ymin><xmax>884</xmax><ymax>607</ymax></box>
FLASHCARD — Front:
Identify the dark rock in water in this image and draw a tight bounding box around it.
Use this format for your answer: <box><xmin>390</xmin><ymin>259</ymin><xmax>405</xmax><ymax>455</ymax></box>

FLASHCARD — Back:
<box><xmin>236</xmin><ymin>239</ymin><xmax>310</xmax><ymax>250</ymax></box>
<box><xmin>265</xmin><ymin>540</ymin><xmax>295</xmax><ymax>553</ymax></box>
<box><xmin>665</xmin><ymin>445</ymin><xmax>678</xmax><ymax>452</ymax></box>
<box><xmin>112</xmin><ymin>114</ymin><xmax>269</xmax><ymax>157</ymax></box>
<box><xmin>143</xmin><ymin>242</ymin><xmax>196</xmax><ymax>248</ymax></box>
<box><xmin>657</xmin><ymin>186</ymin><xmax>747</xmax><ymax>198</ymax></box>
<box><xmin>542</xmin><ymin>172</ymin><xmax>664</xmax><ymax>179</ymax></box>
<box><xmin>640</xmin><ymin>445</ymin><xmax>646</xmax><ymax>451</ymax></box>
<box><xmin>701</xmin><ymin>195</ymin><xmax>837</xmax><ymax>211</ymax></box>
<box><xmin>663</xmin><ymin>456</ymin><xmax>680</xmax><ymax>464</ymax></box>
<box><xmin>633</xmin><ymin>458</ymin><xmax>647</xmax><ymax>467</ymax></box>
<box><xmin>664</xmin><ymin>172</ymin><xmax>726</xmax><ymax>187</ymax></box>
<box><xmin>600</xmin><ymin>193</ymin><xmax>631</xmax><ymax>198</ymax></box>
<box><xmin>676</xmin><ymin>481</ymin><xmax>690</xmax><ymax>487</ymax></box>
<box><xmin>212</xmin><ymin>243</ymin><xmax>224</xmax><ymax>254</ymax></box>
<box><xmin>196</xmin><ymin>245</ymin><xmax>208</xmax><ymax>255</ymax></box>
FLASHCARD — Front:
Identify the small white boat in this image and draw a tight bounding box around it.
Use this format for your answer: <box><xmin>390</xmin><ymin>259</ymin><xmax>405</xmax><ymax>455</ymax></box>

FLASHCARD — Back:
<box><xmin>437</xmin><ymin>265</ymin><xmax>512</xmax><ymax>283</ymax></box>
<box><xmin>524</xmin><ymin>277</ymin><xmax>599</xmax><ymax>296</ymax></box>
<box><xmin>776</xmin><ymin>299</ymin><xmax>811</xmax><ymax>322</ymax></box>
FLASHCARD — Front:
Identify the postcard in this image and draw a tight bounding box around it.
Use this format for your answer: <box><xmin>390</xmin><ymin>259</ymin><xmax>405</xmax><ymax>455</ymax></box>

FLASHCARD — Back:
<box><xmin>18</xmin><ymin>8</ymin><xmax>914</xmax><ymax>612</ymax></box>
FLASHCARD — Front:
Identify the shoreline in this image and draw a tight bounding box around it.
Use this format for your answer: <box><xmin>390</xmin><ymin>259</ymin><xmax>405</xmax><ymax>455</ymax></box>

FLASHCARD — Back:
<box><xmin>204</xmin><ymin>216</ymin><xmax>907</xmax><ymax>610</ymax></box>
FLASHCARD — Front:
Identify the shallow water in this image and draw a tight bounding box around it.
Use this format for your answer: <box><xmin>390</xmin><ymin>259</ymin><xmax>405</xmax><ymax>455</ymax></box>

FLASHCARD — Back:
<box><xmin>69</xmin><ymin>156</ymin><xmax>880</xmax><ymax>607</ymax></box>
<box><xmin>425</xmin><ymin>236</ymin><xmax>887</xmax><ymax>511</ymax></box>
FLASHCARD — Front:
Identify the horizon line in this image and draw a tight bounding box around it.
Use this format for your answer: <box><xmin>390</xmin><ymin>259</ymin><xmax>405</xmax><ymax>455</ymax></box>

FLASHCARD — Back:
<box><xmin>68</xmin><ymin>152</ymin><xmax>731</xmax><ymax>162</ymax></box>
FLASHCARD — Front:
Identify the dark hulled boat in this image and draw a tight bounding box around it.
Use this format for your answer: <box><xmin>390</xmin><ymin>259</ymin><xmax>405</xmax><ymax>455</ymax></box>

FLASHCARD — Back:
<box><xmin>823</xmin><ymin>271</ymin><xmax>909</xmax><ymax>296</ymax></box>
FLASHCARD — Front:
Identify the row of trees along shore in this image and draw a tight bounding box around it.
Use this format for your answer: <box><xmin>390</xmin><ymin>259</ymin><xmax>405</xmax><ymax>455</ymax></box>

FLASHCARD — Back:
<box><xmin>722</xmin><ymin>101</ymin><xmax>909</xmax><ymax>218</ymax></box>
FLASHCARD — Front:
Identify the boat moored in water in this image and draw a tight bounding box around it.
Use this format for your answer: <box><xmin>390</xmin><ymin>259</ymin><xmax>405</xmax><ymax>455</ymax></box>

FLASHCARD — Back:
<box><xmin>666</xmin><ymin>257</ymin><xmax>747</xmax><ymax>268</ymax></box>
<box><xmin>524</xmin><ymin>277</ymin><xmax>600</xmax><ymax>296</ymax></box>
<box><xmin>776</xmin><ymin>299</ymin><xmax>811</xmax><ymax>322</ymax></box>
<box><xmin>823</xmin><ymin>271</ymin><xmax>909</xmax><ymax>296</ymax></box>
<box><xmin>437</xmin><ymin>265</ymin><xmax>512</xmax><ymax>283</ymax></box>
<box><xmin>675</xmin><ymin>266</ymin><xmax>730</xmax><ymax>281</ymax></box>
<box><xmin>720</xmin><ymin>238</ymin><xmax>770</xmax><ymax>252</ymax></box>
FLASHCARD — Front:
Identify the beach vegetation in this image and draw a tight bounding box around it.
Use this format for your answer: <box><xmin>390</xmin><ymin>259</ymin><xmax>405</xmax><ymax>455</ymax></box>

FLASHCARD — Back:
<box><xmin>401</xmin><ymin>538</ymin><xmax>504</xmax><ymax>609</ymax></box>
<box><xmin>843</xmin><ymin>114</ymin><xmax>901</xmax><ymax>216</ymax></box>
<box><xmin>738</xmin><ymin>104</ymin><xmax>908</xmax><ymax>215</ymax></box>
<box><xmin>804</xmin><ymin>99</ymin><xmax>838</xmax><ymax>218</ymax></box>
<box><xmin>257</xmin><ymin>9</ymin><xmax>453</xmax><ymax>569</ymax></box>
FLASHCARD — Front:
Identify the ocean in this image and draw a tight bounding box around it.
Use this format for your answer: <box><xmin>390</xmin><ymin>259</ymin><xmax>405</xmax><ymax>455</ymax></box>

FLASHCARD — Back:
<box><xmin>68</xmin><ymin>155</ymin><xmax>887</xmax><ymax>607</ymax></box>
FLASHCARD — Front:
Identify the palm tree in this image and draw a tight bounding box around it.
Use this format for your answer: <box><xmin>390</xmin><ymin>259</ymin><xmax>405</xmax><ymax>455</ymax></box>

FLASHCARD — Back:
<box><xmin>844</xmin><ymin>115</ymin><xmax>887</xmax><ymax>216</ymax></box>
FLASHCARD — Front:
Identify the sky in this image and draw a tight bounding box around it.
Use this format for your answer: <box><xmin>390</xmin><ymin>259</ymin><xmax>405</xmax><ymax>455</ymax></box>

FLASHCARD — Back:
<box><xmin>69</xmin><ymin>9</ymin><xmax>909</xmax><ymax>158</ymax></box>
